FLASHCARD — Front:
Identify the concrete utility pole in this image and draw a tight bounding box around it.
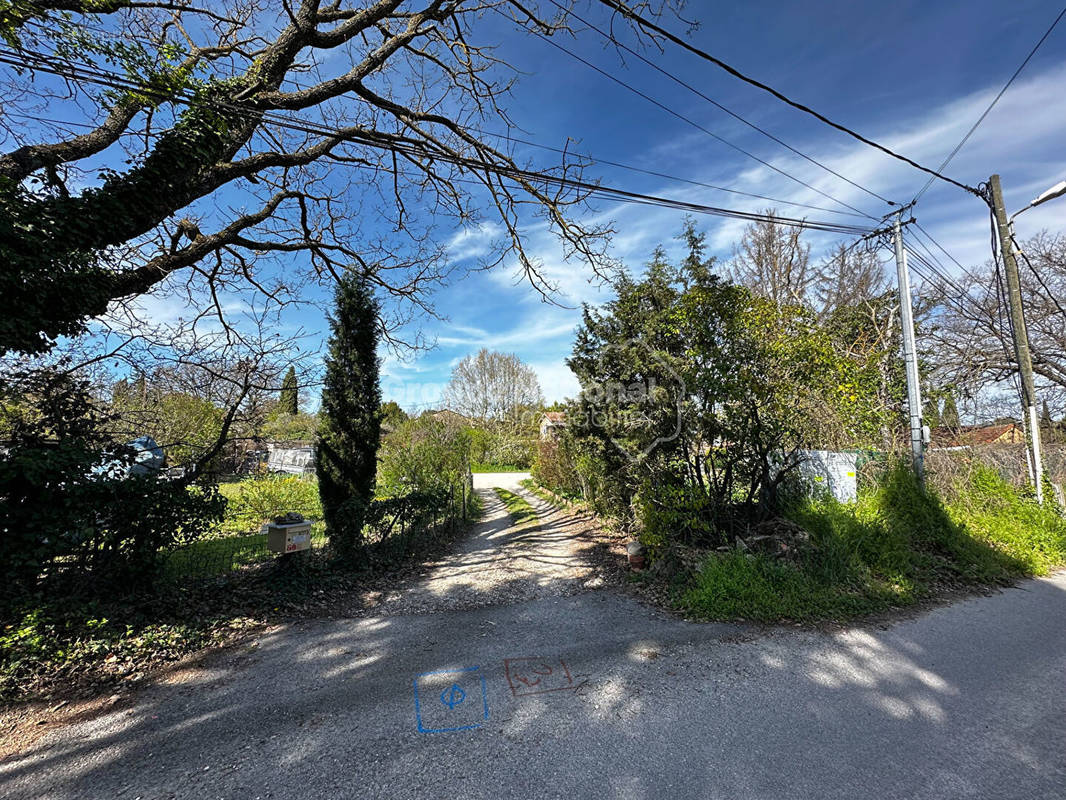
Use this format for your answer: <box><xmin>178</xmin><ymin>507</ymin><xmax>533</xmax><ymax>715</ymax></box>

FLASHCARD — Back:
<box><xmin>892</xmin><ymin>219</ymin><xmax>925</xmax><ymax>483</ymax></box>
<box><xmin>989</xmin><ymin>174</ymin><xmax>1045</xmax><ymax>503</ymax></box>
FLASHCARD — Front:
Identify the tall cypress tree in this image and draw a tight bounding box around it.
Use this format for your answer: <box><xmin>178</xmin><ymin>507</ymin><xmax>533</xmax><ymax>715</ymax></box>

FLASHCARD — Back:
<box><xmin>316</xmin><ymin>273</ymin><xmax>381</xmax><ymax>560</ymax></box>
<box><xmin>279</xmin><ymin>366</ymin><xmax>299</xmax><ymax>415</ymax></box>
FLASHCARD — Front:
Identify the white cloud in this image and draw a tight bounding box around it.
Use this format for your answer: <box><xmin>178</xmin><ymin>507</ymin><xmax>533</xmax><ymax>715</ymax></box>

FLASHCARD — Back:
<box><xmin>435</xmin><ymin>61</ymin><xmax>1066</xmax><ymax>400</ymax></box>
<box><xmin>511</xmin><ymin>60</ymin><xmax>1066</xmax><ymax>287</ymax></box>
<box><xmin>528</xmin><ymin>359</ymin><xmax>581</xmax><ymax>403</ymax></box>
<box><xmin>445</xmin><ymin>222</ymin><xmax>504</xmax><ymax>262</ymax></box>
<box><xmin>436</xmin><ymin>309</ymin><xmax>579</xmax><ymax>350</ymax></box>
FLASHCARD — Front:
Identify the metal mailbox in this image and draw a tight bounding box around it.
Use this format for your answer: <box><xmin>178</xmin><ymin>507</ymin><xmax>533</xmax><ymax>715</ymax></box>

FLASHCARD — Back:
<box><xmin>266</xmin><ymin>521</ymin><xmax>313</xmax><ymax>554</ymax></box>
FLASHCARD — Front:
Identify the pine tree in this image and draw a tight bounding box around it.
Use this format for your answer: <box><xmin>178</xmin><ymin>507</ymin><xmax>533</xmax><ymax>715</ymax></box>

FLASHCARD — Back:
<box><xmin>941</xmin><ymin>393</ymin><xmax>961</xmax><ymax>430</ymax></box>
<box><xmin>1042</xmin><ymin>399</ymin><xmax>1054</xmax><ymax>430</ymax></box>
<box><xmin>316</xmin><ymin>274</ymin><xmax>381</xmax><ymax>561</ymax></box>
<box><xmin>923</xmin><ymin>397</ymin><xmax>941</xmax><ymax>428</ymax></box>
<box><xmin>279</xmin><ymin>366</ymin><xmax>299</xmax><ymax>415</ymax></box>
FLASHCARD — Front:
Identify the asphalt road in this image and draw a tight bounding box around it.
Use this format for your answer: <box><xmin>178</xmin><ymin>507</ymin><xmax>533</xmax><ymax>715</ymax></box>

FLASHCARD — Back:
<box><xmin>471</xmin><ymin>471</ymin><xmax>531</xmax><ymax>491</ymax></box>
<box><xmin>3</xmin><ymin>492</ymin><xmax>1065</xmax><ymax>799</ymax></box>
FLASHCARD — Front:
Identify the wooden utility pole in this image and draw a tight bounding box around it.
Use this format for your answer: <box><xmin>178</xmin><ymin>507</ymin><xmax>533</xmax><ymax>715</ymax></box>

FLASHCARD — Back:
<box><xmin>989</xmin><ymin>174</ymin><xmax>1044</xmax><ymax>503</ymax></box>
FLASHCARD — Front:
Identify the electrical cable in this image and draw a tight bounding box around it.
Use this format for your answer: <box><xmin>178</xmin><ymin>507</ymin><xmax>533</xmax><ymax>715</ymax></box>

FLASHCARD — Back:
<box><xmin>1010</xmin><ymin>233</ymin><xmax>1066</xmax><ymax>319</ymax></box>
<box><xmin>912</xmin><ymin>4</ymin><xmax>1066</xmax><ymax>203</ymax></box>
<box><xmin>493</xmin><ymin>9</ymin><xmax>878</xmax><ymax>220</ymax></box>
<box><xmin>989</xmin><ymin>210</ymin><xmax>1027</xmax><ymax>399</ymax></box>
<box><xmin>17</xmin><ymin>12</ymin><xmax>878</xmax><ymax>219</ymax></box>
<box><xmin>595</xmin><ymin>0</ymin><xmax>982</xmax><ymax>197</ymax></box>
<box><xmin>905</xmin><ymin>244</ymin><xmax>1017</xmax><ymax>393</ymax></box>
<box><xmin>903</xmin><ymin>230</ymin><xmax>973</xmax><ymax>299</ymax></box>
<box><xmin>6</xmin><ymin>26</ymin><xmax>872</xmax><ymax>220</ymax></box>
<box><xmin>0</xmin><ymin>47</ymin><xmax>875</xmax><ymax>234</ymax></box>
<box><xmin>913</xmin><ymin>222</ymin><xmax>971</xmax><ymax>274</ymax></box>
<box><xmin>461</xmin><ymin>129</ymin><xmax>870</xmax><ymax>217</ymax></box>
<box><xmin>542</xmin><ymin>0</ymin><xmax>895</xmax><ymax>207</ymax></box>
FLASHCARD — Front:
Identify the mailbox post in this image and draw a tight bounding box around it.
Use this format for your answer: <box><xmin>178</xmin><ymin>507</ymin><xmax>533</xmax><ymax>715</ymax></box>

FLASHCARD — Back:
<box><xmin>265</xmin><ymin>513</ymin><xmax>313</xmax><ymax>556</ymax></box>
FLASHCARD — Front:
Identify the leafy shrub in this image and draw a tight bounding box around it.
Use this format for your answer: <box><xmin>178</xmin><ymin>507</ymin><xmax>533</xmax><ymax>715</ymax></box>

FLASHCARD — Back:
<box><xmin>532</xmin><ymin>437</ymin><xmax>584</xmax><ymax>499</ymax></box>
<box><xmin>219</xmin><ymin>475</ymin><xmax>322</xmax><ymax>534</ymax></box>
<box><xmin>378</xmin><ymin>416</ymin><xmax>471</xmax><ymax>495</ymax></box>
<box><xmin>0</xmin><ymin>368</ymin><xmax>225</xmax><ymax>603</ymax></box>
<box><xmin>469</xmin><ymin>428</ymin><xmax>535</xmax><ymax>470</ymax></box>
<box><xmin>679</xmin><ymin>462</ymin><xmax>1056</xmax><ymax>622</ymax></box>
<box><xmin>260</xmin><ymin>411</ymin><xmax>318</xmax><ymax>443</ymax></box>
<box><xmin>637</xmin><ymin>478</ymin><xmax>720</xmax><ymax>551</ymax></box>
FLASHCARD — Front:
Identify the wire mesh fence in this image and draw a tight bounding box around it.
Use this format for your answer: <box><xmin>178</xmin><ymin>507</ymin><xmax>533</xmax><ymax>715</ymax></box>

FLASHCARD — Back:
<box><xmin>926</xmin><ymin>443</ymin><xmax>1066</xmax><ymax>502</ymax></box>
<box><xmin>157</xmin><ymin>475</ymin><xmax>475</xmax><ymax>584</ymax></box>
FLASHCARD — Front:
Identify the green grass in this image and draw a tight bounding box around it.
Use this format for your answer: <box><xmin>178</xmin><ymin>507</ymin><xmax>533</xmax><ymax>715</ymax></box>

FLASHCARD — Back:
<box><xmin>472</xmin><ymin>464</ymin><xmax>529</xmax><ymax>473</ymax></box>
<box><xmin>160</xmin><ymin>522</ymin><xmax>328</xmax><ymax>581</ymax></box>
<box><xmin>2</xmin><ymin>472</ymin><xmax>483</xmax><ymax>703</ymax></box>
<box><xmin>521</xmin><ymin>477</ymin><xmax>584</xmax><ymax>506</ymax></box>
<box><xmin>678</xmin><ymin>464</ymin><xmax>1066</xmax><ymax>623</ymax></box>
<box><xmin>519</xmin><ymin>478</ymin><xmax>559</xmax><ymax>506</ymax></box>
<box><xmin>494</xmin><ymin>487</ymin><xmax>539</xmax><ymax>526</ymax></box>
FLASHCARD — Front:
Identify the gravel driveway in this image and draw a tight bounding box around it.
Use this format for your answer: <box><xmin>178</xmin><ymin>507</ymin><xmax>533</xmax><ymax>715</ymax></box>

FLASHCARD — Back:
<box><xmin>5</xmin><ymin>484</ymin><xmax>1065</xmax><ymax>800</ymax></box>
<box><xmin>376</xmin><ymin>484</ymin><xmax>607</xmax><ymax>614</ymax></box>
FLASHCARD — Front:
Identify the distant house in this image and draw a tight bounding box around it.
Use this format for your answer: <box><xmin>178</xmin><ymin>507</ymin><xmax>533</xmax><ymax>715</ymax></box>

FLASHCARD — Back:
<box><xmin>539</xmin><ymin>411</ymin><xmax>566</xmax><ymax>440</ymax></box>
<box><xmin>423</xmin><ymin>409</ymin><xmax>472</xmax><ymax>428</ymax></box>
<box><xmin>932</xmin><ymin>423</ymin><xmax>1025</xmax><ymax>449</ymax></box>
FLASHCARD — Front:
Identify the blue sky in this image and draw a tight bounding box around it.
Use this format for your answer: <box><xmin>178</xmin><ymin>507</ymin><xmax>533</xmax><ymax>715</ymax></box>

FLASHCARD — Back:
<box><xmin>11</xmin><ymin>1</ymin><xmax>1065</xmax><ymax>414</ymax></box>
<box><xmin>366</xmin><ymin>0</ymin><xmax>1066</xmax><ymax>412</ymax></box>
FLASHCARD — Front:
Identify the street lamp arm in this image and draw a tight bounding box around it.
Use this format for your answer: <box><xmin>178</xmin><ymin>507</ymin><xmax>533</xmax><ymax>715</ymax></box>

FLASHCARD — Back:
<box><xmin>1011</xmin><ymin>179</ymin><xmax>1066</xmax><ymax>221</ymax></box>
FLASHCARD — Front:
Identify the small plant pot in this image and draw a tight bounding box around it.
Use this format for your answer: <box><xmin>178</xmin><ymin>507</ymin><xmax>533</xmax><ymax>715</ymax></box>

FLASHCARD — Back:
<box><xmin>626</xmin><ymin>540</ymin><xmax>646</xmax><ymax>570</ymax></box>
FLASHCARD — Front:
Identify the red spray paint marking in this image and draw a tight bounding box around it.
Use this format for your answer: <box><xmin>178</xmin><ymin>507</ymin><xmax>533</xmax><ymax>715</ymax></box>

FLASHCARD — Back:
<box><xmin>503</xmin><ymin>657</ymin><xmax>577</xmax><ymax>697</ymax></box>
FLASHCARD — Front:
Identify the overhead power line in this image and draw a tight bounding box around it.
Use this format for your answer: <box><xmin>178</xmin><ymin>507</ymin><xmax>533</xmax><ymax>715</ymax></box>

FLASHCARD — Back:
<box><xmin>542</xmin><ymin>0</ymin><xmax>895</xmax><ymax>208</ymax></box>
<box><xmin>9</xmin><ymin>15</ymin><xmax>871</xmax><ymax>220</ymax></box>
<box><xmin>0</xmin><ymin>47</ymin><xmax>874</xmax><ymax>236</ymax></box>
<box><xmin>903</xmin><ymin>231</ymin><xmax>971</xmax><ymax>300</ymax></box>
<box><xmin>912</xmin><ymin>222</ymin><xmax>971</xmax><ymax>275</ymax></box>
<box><xmin>913</xmin><ymin>4</ymin><xmax>1066</xmax><ymax>203</ymax></box>
<box><xmin>47</xmin><ymin>8</ymin><xmax>883</xmax><ymax>218</ymax></box>
<box><xmin>1010</xmin><ymin>233</ymin><xmax>1066</xmax><ymax>320</ymax></box>
<box><xmin>595</xmin><ymin>0</ymin><xmax>982</xmax><ymax>198</ymax></box>
<box><xmin>468</xmin><ymin>130</ymin><xmax>869</xmax><ymax>218</ymax></box>
<box><xmin>496</xmin><ymin>8</ymin><xmax>878</xmax><ymax>220</ymax></box>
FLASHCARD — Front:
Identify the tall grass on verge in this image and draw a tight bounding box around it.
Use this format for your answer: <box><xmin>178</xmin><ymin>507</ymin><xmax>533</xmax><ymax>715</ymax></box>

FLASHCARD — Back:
<box><xmin>679</xmin><ymin>463</ymin><xmax>1066</xmax><ymax>623</ymax></box>
<box><xmin>494</xmin><ymin>488</ymin><xmax>538</xmax><ymax>527</ymax></box>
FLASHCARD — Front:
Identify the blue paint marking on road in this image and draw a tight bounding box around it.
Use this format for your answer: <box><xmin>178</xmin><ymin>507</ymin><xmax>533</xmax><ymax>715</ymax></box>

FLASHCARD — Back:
<box><xmin>413</xmin><ymin>666</ymin><xmax>489</xmax><ymax>733</ymax></box>
<box><xmin>441</xmin><ymin>683</ymin><xmax>466</xmax><ymax>709</ymax></box>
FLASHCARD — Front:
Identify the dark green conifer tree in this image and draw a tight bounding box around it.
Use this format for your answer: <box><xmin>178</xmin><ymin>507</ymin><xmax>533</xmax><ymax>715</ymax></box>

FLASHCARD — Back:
<box><xmin>316</xmin><ymin>273</ymin><xmax>381</xmax><ymax>560</ymax></box>
<box><xmin>279</xmin><ymin>366</ymin><xmax>298</xmax><ymax>415</ymax></box>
